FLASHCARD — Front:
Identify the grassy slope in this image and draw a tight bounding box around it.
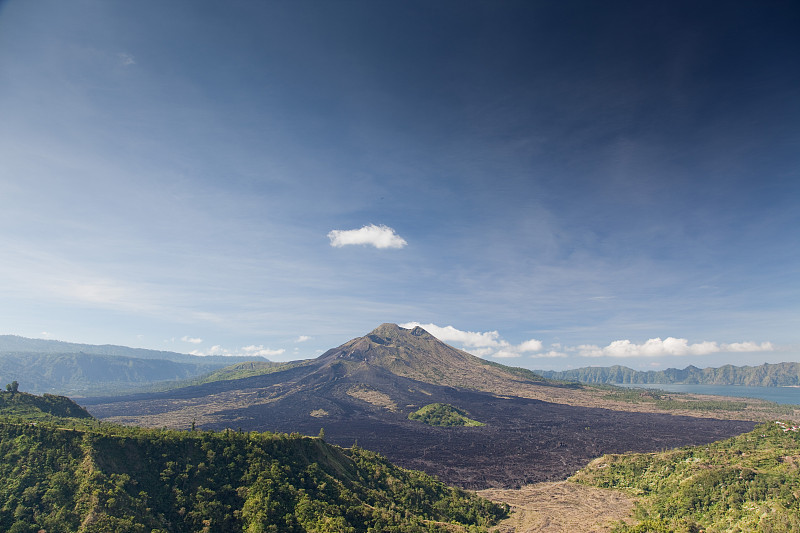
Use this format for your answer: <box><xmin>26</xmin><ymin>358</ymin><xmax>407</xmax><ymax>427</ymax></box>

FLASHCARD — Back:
<box><xmin>572</xmin><ymin>421</ymin><xmax>800</xmax><ymax>532</ymax></box>
<box><xmin>0</xmin><ymin>394</ymin><xmax>506</xmax><ymax>533</ymax></box>
<box><xmin>189</xmin><ymin>360</ymin><xmax>311</xmax><ymax>385</ymax></box>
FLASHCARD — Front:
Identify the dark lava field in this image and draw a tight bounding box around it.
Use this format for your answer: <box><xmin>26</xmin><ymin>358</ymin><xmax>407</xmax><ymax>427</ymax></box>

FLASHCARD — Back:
<box><xmin>84</xmin><ymin>367</ymin><xmax>754</xmax><ymax>489</ymax></box>
<box><xmin>83</xmin><ymin>324</ymin><xmax>757</xmax><ymax>488</ymax></box>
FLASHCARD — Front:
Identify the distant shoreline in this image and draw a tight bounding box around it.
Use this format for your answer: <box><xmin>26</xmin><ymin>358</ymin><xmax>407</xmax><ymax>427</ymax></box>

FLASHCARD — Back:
<box><xmin>613</xmin><ymin>383</ymin><xmax>800</xmax><ymax>405</ymax></box>
<box><xmin>616</xmin><ymin>383</ymin><xmax>800</xmax><ymax>389</ymax></box>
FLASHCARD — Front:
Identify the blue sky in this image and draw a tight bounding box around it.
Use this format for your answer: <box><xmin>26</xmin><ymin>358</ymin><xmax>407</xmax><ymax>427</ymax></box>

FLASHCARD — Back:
<box><xmin>1</xmin><ymin>0</ymin><xmax>798</xmax><ymax>371</ymax></box>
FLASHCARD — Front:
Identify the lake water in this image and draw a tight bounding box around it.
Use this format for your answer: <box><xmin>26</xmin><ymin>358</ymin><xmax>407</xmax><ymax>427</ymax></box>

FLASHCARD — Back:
<box><xmin>615</xmin><ymin>383</ymin><xmax>800</xmax><ymax>405</ymax></box>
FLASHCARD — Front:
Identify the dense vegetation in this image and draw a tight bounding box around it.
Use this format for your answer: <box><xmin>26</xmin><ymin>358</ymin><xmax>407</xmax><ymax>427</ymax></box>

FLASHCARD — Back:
<box><xmin>0</xmin><ymin>390</ymin><xmax>93</xmax><ymax>421</ymax></box>
<box><xmin>408</xmin><ymin>404</ymin><xmax>484</xmax><ymax>427</ymax></box>
<box><xmin>536</xmin><ymin>362</ymin><xmax>800</xmax><ymax>387</ymax></box>
<box><xmin>573</xmin><ymin>421</ymin><xmax>800</xmax><ymax>532</ymax></box>
<box><xmin>0</xmin><ymin>393</ymin><xmax>506</xmax><ymax>532</ymax></box>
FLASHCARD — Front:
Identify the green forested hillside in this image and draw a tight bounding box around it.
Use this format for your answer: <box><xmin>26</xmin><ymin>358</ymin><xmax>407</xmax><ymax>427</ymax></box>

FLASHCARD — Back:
<box><xmin>536</xmin><ymin>362</ymin><xmax>800</xmax><ymax>386</ymax></box>
<box><xmin>408</xmin><ymin>404</ymin><xmax>484</xmax><ymax>427</ymax></box>
<box><xmin>0</xmin><ymin>390</ymin><xmax>93</xmax><ymax>421</ymax></box>
<box><xmin>572</xmin><ymin>421</ymin><xmax>800</xmax><ymax>532</ymax></box>
<box><xmin>0</xmin><ymin>394</ymin><xmax>506</xmax><ymax>533</ymax></box>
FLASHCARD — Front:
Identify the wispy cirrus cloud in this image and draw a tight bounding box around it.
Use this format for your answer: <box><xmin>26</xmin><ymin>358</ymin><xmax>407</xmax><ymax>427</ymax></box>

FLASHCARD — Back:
<box><xmin>190</xmin><ymin>344</ymin><xmax>285</xmax><ymax>357</ymax></box>
<box><xmin>536</xmin><ymin>350</ymin><xmax>570</xmax><ymax>358</ymax></box>
<box><xmin>117</xmin><ymin>52</ymin><xmax>136</xmax><ymax>66</ymax></box>
<box><xmin>328</xmin><ymin>224</ymin><xmax>407</xmax><ymax>249</ymax></box>
<box><xmin>242</xmin><ymin>345</ymin><xmax>286</xmax><ymax>357</ymax></box>
<box><xmin>577</xmin><ymin>338</ymin><xmax>775</xmax><ymax>357</ymax></box>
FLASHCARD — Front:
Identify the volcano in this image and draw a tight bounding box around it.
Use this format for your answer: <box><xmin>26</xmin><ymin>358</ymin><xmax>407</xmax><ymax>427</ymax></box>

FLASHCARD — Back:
<box><xmin>83</xmin><ymin>324</ymin><xmax>754</xmax><ymax>488</ymax></box>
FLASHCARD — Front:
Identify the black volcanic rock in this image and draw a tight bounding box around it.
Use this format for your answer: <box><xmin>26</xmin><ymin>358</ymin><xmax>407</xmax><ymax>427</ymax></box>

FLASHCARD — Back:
<box><xmin>82</xmin><ymin>324</ymin><xmax>756</xmax><ymax>488</ymax></box>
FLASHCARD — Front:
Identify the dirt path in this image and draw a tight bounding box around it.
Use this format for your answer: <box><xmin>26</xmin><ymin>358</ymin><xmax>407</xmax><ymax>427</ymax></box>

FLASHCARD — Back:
<box><xmin>478</xmin><ymin>481</ymin><xmax>637</xmax><ymax>533</ymax></box>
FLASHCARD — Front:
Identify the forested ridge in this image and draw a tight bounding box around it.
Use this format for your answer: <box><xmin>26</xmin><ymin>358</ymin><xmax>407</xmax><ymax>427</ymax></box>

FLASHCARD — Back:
<box><xmin>0</xmin><ymin>392</ymin><xmax>506</xmax><ymax>532</ymax></box>
<box><xmin>536</xmin><ymin>362</ymin><xmax>800</xmax><ymax>386</ymax></box>
<box><xmin>0</xmin><ymin>389</ymin><xmax>93</xmax><ymax>421</ymax></box>
<box><xmin>573</xmin><ymin>421</ymin><xmax>800</xmax><ymax>532</ymax></box>
<box><xmin>0</xmin><ymin>335</ymin><xmax>271</xmax><ymax>396</ymax></box>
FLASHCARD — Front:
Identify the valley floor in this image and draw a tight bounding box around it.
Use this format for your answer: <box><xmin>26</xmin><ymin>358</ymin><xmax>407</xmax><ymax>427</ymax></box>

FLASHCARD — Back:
<box><xmin>478</xmin><ymin>481</ymin><xmax>636</xmax><ymax>533</ymax></box>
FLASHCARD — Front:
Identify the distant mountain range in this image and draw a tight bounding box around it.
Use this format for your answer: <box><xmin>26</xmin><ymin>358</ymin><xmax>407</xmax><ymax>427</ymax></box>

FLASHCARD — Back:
<box><xmin>82</xmin><ymin>323</ymin><xmax>753</xmax><ymax>488</ymax></box>
<box><xmin>535</xmin><ymin>362</ymin><xmax>800</xmax><ymax>387</ymax></box>
<box><xmin>0</xmin><ymin>335</ymin><xmax>266</xmax><ymax>395</ymax></box>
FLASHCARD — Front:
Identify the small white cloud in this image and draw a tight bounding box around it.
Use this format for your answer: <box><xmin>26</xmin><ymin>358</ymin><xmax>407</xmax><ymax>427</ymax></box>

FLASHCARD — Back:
<box><xmin>400</xmin><ymin>322</ymin><xmax>544</xmax><ymax>359</ymax></box>
<box><xmin>578</xmin><ymin>338</ymin><xmax>775</xmax><ymax>357</ymax></box>
<box><xmin>328</xmin><ymin>224</ymin><xmax>407</xmax><ymax>249</ymax></box>
<box><xmin>40</xmin><ymin>331</ymin><xmax>51</xmax><ymax>338</ymax></box>
<box><xmin>722</xmin><ymin>341</ymin><xmax>774</xmax><ymax>352</ymax></box>
<box><xmin>531</xmin><ymin>350</ymin><xmax>568</xmax><ymax>358</ymax></box>
<box><xmin>517</xmin><ymin>339</ymin><xmax>544</xmax><ymax>352</ymax></box>
<box><xmin>492</xmin><ymin>350</ymin><xmax>520</xmax><ymax>358</ymax></box>
<box><xmin>295</xmin><ymin>335</ymin><xmax>311</xmax><ymax>343</ymax></box>
<box><xmin>401</xmin><ymin>322</ymin><xmax>507</xmax><ymax>348</ymax></box>
<box><xmin>181</xmin><ymin>336</ymin><xmax>203</xmax><ymax>344</ymax></box>
<box><xmin>190</xmin><ymin>344</ymin><xmax>285</xmax><ymax>358</ymax></box>
<box><xmin>576</xmin><ymin>344</ymin><xmax>604</xmax><ymax>357</ymax></box>
<box><xmin>242</xmin><ymin>345</ymin><xmax>286</xmax><ymax>357</ymax></box>
<box><xmin>488</xmin><ymin>338</ymin><xmax>545</xmax><ymax>359</ymax></box>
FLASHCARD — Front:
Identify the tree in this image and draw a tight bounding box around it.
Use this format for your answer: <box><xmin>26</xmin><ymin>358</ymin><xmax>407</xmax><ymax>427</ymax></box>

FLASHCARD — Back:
<box><xmin>6</xmin><ymin>381</ymin><xmax>18</xmax><ymax>394</ymax></box>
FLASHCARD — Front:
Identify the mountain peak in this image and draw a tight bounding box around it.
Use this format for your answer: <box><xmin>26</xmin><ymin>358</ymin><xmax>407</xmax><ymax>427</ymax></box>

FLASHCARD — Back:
<box><xmin>316</xmin><ymin>322</ymin><xmax>539</xmax><ymax>391</ymax></box>
<box><xmin>309</xmin><ymin>323</ymin><xmax>556</xmax><ymax>394</ymax></box>
<box><xmin>320</xmin><ymin>323</ymin><xmax>437</xmax><ymax>365</ymax></box>
<box><xmin>368</xmin><ymin>322</ymin><xmax>405</xmax><ymax>335</ymax></box>
<box><xmin>367</xmin><ymin>323</ymin><xmax>432</xmax><ymax>341</ymax></box>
